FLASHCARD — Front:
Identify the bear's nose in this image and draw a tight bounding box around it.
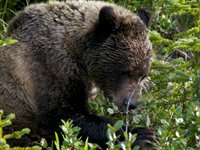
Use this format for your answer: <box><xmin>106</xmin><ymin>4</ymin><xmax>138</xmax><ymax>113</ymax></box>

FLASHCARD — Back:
<box><xmin>123</xmin><ymin>98</ymin><xmax>137</xmax><ymax>110</ymax></box>
<box><xmin>128</xmin><ymin>103</ymin><xmax>137</xmax><ymax>110</ymax></box>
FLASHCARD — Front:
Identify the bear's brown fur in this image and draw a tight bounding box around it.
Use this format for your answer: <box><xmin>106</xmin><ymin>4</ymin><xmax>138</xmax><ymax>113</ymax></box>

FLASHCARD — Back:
<box><xmin>1</xmin><ymin>1</ymin><xmax>153</xmax><ymax>149</ymax></box>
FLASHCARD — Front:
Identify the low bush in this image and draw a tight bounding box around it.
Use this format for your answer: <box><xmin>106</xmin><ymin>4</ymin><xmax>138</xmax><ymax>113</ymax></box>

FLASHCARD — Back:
<box><xmin>0</xmin><ymin>0</ymin><xmax>199</xmax><ymax>149</ymax></box>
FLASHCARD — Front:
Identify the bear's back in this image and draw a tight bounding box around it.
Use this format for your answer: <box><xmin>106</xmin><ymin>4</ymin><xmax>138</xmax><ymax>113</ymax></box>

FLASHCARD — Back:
<box><xmin>7</xmin><ymin>1</ymin><xmax>135</xmax><ymax>51</ymax></box>
<box><xmin>7</xmin><ymin>1</ymin><xmax>99</xmax><ymax>49</ymax></box>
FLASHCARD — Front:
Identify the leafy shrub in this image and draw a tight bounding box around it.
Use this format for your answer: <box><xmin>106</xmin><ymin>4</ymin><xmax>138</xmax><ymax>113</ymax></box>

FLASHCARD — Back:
<box><xmin>105</xmin><ymin>0</ymin><xmax>200</xmax><ymax>149</ymax></box>
<box><xmin>53</xmin><ymin>120</ymin><xmax>97</xmax><ymax>150</ymax></box>
<box><xmin>0</xmin><ymin>110</ymin><xmax>41</xmax><ymax>150</ymax></box>
<box><xmin>0</xmin><ymin>0</ymin><xmax>200</xmax><ymax>149</ymax></box>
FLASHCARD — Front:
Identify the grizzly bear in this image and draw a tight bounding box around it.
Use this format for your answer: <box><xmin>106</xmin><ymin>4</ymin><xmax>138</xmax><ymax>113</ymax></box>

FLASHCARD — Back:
<box><xmin>0</xmin><ymin>1</ymin><xmax>153</xmax><ymax>149</ymax></box>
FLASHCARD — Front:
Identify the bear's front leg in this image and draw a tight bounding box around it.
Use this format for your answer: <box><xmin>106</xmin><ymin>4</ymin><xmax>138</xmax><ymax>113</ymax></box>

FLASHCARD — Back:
<box><xmin>72</xmin><ymin>114</ymin><xmax>154</xmax><ymax>150</ymax></box>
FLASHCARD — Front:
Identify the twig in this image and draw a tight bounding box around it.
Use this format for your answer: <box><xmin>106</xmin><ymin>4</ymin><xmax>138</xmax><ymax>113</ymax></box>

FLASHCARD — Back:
<box><xmin>125</xmin><ymin>78</ymin><xmax>142</xmax><ymax>133</ymax></box>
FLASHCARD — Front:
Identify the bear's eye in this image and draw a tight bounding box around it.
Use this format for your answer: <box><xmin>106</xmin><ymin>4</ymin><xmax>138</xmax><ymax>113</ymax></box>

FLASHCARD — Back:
<box><xmin>121</xmin><ymin>70</ymin><xmax>131</xmax><ymax>78</ymax></box>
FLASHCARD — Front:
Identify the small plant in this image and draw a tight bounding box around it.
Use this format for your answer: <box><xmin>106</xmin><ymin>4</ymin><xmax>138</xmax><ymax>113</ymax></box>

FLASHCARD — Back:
<box><xmin>53</xmin><ymin>120</ymin><xmax>97</xmax><ymax>150</ymax></box>
<box><xmin>48</xmin><ymin>120</ymin><xmax>142</xmax><ymax>150</ymax></box>
<box><xmin>0</xmin><ymin>0</ymin><xmax>199</xmax><ymax>149</ymax></box>
<box><xmin>0</xmin><ymin>38</ymin><xmax>17</xmax><ymax>46</ymax></box>
<box><xmin>0</xmin><ymin>110</ymin><xmax>42</xmax><ymax>150</ymax></box>
<box><xmin>106</xmin><ymin>120</ymin><xmax>140</xmax><ymax>150</ymax></box>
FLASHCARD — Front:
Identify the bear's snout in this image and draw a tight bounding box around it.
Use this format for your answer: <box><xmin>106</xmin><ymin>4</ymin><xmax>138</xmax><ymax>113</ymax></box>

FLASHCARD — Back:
<box><xmin>123</xmin><ymin>98</ymin><xmax>138</xmax><ymax>110</ymax></box>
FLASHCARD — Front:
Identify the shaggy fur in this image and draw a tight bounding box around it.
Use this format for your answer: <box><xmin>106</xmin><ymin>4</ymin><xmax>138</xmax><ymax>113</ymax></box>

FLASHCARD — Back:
<box><xmin>1</xmin><ymin>1</ymin><xmax>153</xmax><ymax>149</ymax></box>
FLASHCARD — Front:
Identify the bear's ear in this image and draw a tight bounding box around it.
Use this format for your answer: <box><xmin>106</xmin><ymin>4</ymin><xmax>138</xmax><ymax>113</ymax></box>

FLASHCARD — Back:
<box><xmin>99</xmin><ymin>6</ymin><xmax>118</xmax><ymax>33</ymax></box>
<box><xmin>137</xmin><ymin>7</ymin><xmax>151</xmax><ymax>26</ymax></box>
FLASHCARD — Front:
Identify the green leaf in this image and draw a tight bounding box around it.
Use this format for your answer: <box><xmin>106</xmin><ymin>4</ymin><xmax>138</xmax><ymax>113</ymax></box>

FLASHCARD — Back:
<box><xmin>84</xmin><ymin>138</ymin><xmax>89</xmax><ymax>150</ymax></box>
<box><xmin>107</xmin><ymin>108</ymin><xmax>114</xmax><ymax>114</ymax></box>
<box><xmin>40</xmin><ymin>138</ymin><xmax>48</xmax><ymax>148</ymax></box>
<box><xmin>132</xmin><ymin>114</ymin><xmax>142</xmax><ymax>124</ymax></box>
<box><xmin>176</xmin><ymin>106</ymin><xmax>183</xmax><ymax>116</ymax></box>
<box><xmin>133</xmin><ymin>145</ymin><xmax>140</xmax><ymax>150</ymax></box>
<box><xmin>113</xmin><ymin>120</ymin><xmax>123</xmax><ymax>131</ymax></box>
<box><xmin>3</xmin><ymin>38</ymin><xmax>18</xmax><ymax>45</ymax></box>
<box><xmin>123</xmin><ymin>132</ymin><xmax>128</xmax><ymax>140</ymax></box>
<box><xmin>158</xmin><ymin>127</ymin><xmax>163</xmax><ymax>136</ymax></box>
<box><xmin>54</xmin><ymin>132</ymin><xmax>60</xmax><ymax>150</ymax></box>
<box><xmin>107</xmin><ymin>128</ymin><xmax>113</xmax><ymax>141</ymax></box>
<box><xmin>146</xmin><ymin>115</ymin><xmax>151</xmax><ymax>127</ymax></box>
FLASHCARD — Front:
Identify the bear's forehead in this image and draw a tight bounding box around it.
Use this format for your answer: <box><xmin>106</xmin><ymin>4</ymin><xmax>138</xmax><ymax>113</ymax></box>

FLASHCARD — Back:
<box><xmin>106</xmin><ymin>31</ymin><xmax>151</xmax><ymax>64</ymax></box>
<box><xmin>124</xmin><ymin>37</ymin><xmax>152</xmax><ymax>69</ymax></box>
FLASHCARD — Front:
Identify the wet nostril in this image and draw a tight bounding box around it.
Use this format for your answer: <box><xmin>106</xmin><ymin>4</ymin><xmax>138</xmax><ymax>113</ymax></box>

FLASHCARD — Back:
<box><xmin>128</xmin><ymin>104</ymin><xmax>137</xmax><ymax>110</ymax></box>
<box><xmin>123</xmin><ymin>99</ymin><xmax>137</xmax><ymax>110</ymax></box>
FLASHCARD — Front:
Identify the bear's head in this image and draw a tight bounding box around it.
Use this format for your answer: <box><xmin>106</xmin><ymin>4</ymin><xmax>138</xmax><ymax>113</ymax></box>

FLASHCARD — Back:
<box><xmin>86</xmin><ymin>6</ymin><xmax>152</xmax><ymax>111</ymax></box>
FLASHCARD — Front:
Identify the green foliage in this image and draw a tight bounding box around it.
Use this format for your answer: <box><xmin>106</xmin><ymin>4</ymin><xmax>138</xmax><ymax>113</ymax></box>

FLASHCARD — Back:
<box><xmin>106</xmin><ymin>0</ymin><xmax>200</xmax><ymax>149</ymax></box>
<box><xmin>135</xmin><ymin>1</ymin><xmax>199</xmax><ymax>149</ymax></box>
<box><xmin>0</xmin><ymin>38</ymin><xmax>18</xmax><ymax>46</ymax></box>
<box><xmin>40</xmin><ymin>120</ymin><xmax>98</xmax><ymax>150</ymax></box>
<box><xmin>0</xmin><ymin>0</ymin><xmax>200</xmax><ymax>149</ymax></box>
<box><xmin>0</xmin><ymin>0</ymin><xmax>48</xmax><ymax>35</ymax></box>
<box><xmin>53</xmin><ymin>120</ymin><xmax>97</xmax><ymax>150</ymax></box>
<box><xmin>106</xmin><ymin>121</ymin><xmax>139</xmax><ymax>150</ymax></box>
<box><xmin>0</xmin><ymin>110</ymin><xmax>41</xmax><ymax>150</ymax></box>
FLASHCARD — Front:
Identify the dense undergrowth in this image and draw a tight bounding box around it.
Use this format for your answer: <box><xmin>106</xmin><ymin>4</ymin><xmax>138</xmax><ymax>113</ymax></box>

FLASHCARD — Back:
<box><xmin>0</xmin><ymin>0</ymin><xmax>200</xmax><ymax>149</ymax></box>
